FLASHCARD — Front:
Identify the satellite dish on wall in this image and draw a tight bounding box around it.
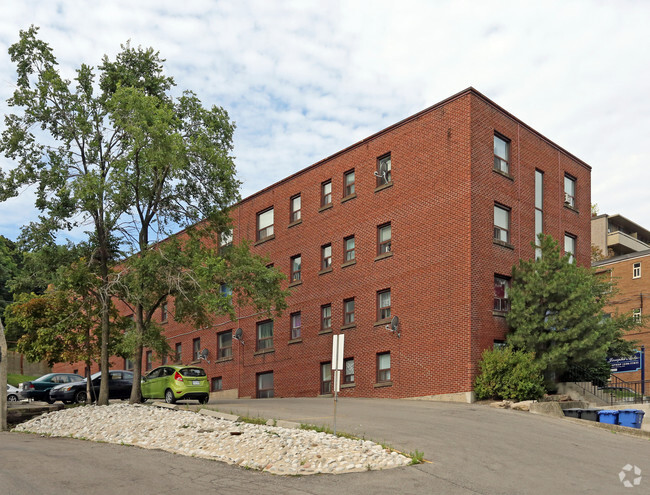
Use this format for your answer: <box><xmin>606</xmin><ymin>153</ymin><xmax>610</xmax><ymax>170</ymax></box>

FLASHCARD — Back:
<box><xmin>199</xmin><ymin>348</ymin><xmax>211</xmax><ymax>364</ymax></box>
<box><xmin>374</xmin><ymin>159</ymin><xmax>389</xmax><ymax>183</ymax></box>
<box><xmin>234</xmin><ymin>327</ymin><xmax>244</xmax><ymax>345</ymax></box>
<box><xmin>386</xmin><ymin>315</ymin><xmax>400</xmax><ymax>338</ymax></box>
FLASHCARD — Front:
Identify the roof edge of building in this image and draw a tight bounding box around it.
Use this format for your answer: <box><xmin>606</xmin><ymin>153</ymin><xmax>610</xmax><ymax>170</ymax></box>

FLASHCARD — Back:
<box><xmin>592</xmin><ymin>248</ymin><xmax>650</xmax><ymax>267</ymax></box>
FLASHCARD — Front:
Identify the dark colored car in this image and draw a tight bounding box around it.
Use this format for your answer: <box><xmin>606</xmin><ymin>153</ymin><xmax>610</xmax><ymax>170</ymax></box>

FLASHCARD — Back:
<box><xmin>19</xmin><ymin>373</ymin><xmax>84</xmax><ymax>403</ymax></box>
<box><xmin>49</xmin><ymin>370</ymin><xmax>135</xmax><ymax>404</ymax></box>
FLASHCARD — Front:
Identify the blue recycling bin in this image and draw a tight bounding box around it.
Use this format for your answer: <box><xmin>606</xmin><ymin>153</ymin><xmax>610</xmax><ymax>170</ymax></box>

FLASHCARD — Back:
<box><xmin>598</xmin><ymin>410</ymin><xmax>619</xmax><ymax>425</ymax></box>
<box><xmin>617</xmin><ymin>409</ymin><xmax>645</xmax><ymax>429</ymax></box>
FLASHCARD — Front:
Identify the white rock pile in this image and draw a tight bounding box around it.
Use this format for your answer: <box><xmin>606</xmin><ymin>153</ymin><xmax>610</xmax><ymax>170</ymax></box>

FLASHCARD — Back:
<box><xmin>13</xmin><ymin>404</ymin><xmax>411</xmax><ymax>475</ymax></box>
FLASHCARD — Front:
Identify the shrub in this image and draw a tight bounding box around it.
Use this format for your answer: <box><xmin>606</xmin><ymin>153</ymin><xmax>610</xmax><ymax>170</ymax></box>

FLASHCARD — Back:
<box><xmin>474</xmin><ymin>347</ymin><xmax>546</xmax><ymax>402</ymax></box>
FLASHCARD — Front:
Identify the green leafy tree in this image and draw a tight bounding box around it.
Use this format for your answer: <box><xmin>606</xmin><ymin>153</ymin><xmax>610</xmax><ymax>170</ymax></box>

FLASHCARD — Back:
<box><xmin>506</xmin><ymin>234</ymin><xmax>637</xmax><ymax>386</ymax></box>
<box><xmin>474</xmin><ymin>347</ymin><xmax>546</xmax><ymax>401</ymax></box>
<box><xmin>0</xmin><ymin>26</ymin><xmax>288</xmax><ymax>404</ymax></box>
<box><xmin>0</xmin><ymin>236</ymin><xmax>21</xmax><ymax>327</ymax></box>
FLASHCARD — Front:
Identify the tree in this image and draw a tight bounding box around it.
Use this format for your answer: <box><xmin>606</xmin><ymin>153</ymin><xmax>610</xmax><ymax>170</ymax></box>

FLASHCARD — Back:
<box><xmin>506</xmin><ymin>234</ymin><xmax>637</xmax><ymax>386</ymax></box>
<box><xmin>0</xmin><ymin>26</ymin><xmax>287</xmax><ymax>404</ymax></box>
<box><xmin>0</xmin><ymin>236</ymin><xmax>20</xmax><ymax>327</ymax></box>
<box><xmin>474</xmin><ymin>347</ymin><xmax>546</xmax><ymax>401</ymax></box>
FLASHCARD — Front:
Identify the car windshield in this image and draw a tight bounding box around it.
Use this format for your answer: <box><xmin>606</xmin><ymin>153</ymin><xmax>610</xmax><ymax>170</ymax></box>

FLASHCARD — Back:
<box><xmin>180</xmin><ymin>368</ymin><xmax>206</xmax><ymax>377</ymax></box>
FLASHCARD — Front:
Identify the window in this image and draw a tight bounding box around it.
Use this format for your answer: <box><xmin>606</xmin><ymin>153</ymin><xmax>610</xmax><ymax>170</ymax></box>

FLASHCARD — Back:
<box><xmin>220</xmin><ymin>228</ymin><xmax>233</xmax><ymax>248</ymax></box>
<box><xmin>494</xmin><ymin>204</ymin><xmax>510</xmax><ymax>243</ymax></box>
<box><xmin>257</xmin><ymin>371</ymin><xmax>274</xmax><ymax>398</ymax></box>
<box><xmin>162</xmin><ymin>354</ymin><xmax>168</xmax><ymax>365</ymax></box>
<box><xmin>290</xmin><ymin>255</ymin><xmax>301</xmax><ymax>282</ymax></box>
<box><xmin>145</xmin><ymin>350</ymin><xmax>152</xmax><ymax>371</ymax></box>
<box><xmin>211</xmin><ymin>377</ymin><xmax>222</xmax><ymax>392</ymax></box>
<box><xmin>161</xmin><ymin>302</ymin><xmax>168</xmax><ymax>322</ymax></box>
<box><xmin>290</xmin><ymin>312</ymin><xmax>302</xmax><ymax>340</ymax></box>
<box><xmin>493</xmin><ymin>134</ymin><xmax>510</xmax><ymax>174</ymax></box>
<box><xmin>633</xmin><ymin>262</ymin><xmax>641</xmax><ymax>279</ymax></box>
<box><xmin>633</xmin><ymin>308</ymin><xmax>642</xmax><ymax>323</ymax></box>
<box><xmin>321</xmin><ymin>304</ymin><xmax>332</xmax><ymax>332</ymax></box>
<box><xmin>344</xmin><ymin>235</ymin><xmax>355</xmax><ymax>262</ymax></box>
<box><xmin>220</xmin><ymin>283</ymin><xmax>232</xmax><ymax>297</ymax></box>
<box><xmin>321</xmin><ymin>180</ymin><xmax>332</xmax><ymax>207</ymax></box>
<box><xmin>344</xmin><ymin>169</ymin><xmax>355</xmax><ymax>197</ymax></box>
<box><xmin>378</xmin><ymin>223</ymin><xmax>392</xmax><ymax>254</ymax></box>
<box><xmin>564</xmin><ymin>233</ymin><xmax>576</xmax><ymax>263</ymax></box>
<box><xmin>377</xmin><ymin>154</ymin><xmax>392</xmax><ymax>186</ymax></box>
<box><xmin>493</xmin><ymin>340</ymin><xmax>507</xmax><ymax>349</ymax></box>
<box><xmin>257</xmin><ymin>208</ymin><xmax>274</xmax><ymax>241</ymax></box>
<box><xmin>344</xmin><ymin>298</ymin><xmax>355</xmax><ymax>325</ymax></box>
<box><xmin>193</xmin><ymin>338</ymin><xmax>201</xmax><ymax>361</ymax></box>
<box><xmin>125</xmin><ymin>358</ymin><xmax>134</xmax><ymax>371</ymax></box>
<box><xmin>217</xmin><ymin>330</ymin><xmax>232</xmax><ymax>359</ymax></box>
<box><xmin>290</xmin><ymin>194</ymin><xmax>301</xmax><ymax>223</ymax></box>
<box><xmin>494</xmin><ymin>275</ymin><xmax>510</xmax><ymax>312</ymax></box>
<box><xmin>377</xmin><ymin>352</ymin><xmax>391</xmax><ymax>382</ymax></box>
<box><xmin>535</xmin><ymin>170</ymin><xmax>544</xmax><ymax>259</ymax></box>
<box><xmin>343</xmin><ymin>358</ymin><xmax>355</xmax><ymax>384</ymax></box>
<box><xmin>175</xmin><ymin>343</ymin><xmax>182</xmax><ymax>364</ymax></box>
<box><xmin>321</xmin><ymin>244</ymin><xmax>332</xmax><ymax>270</ymax></box>
<box><xmin>564</xmin><ymin>175</ymin><xmax>576</xmax><ymax>208</ymax></box>
<box><xmin>256</xmin><ymin>320</ymin><xmax>274</xmax><ymax>350</ymax></box>
<box><xmin>321</xmin><ymin>362</ymin><xmax>332</xmax><ymax>394</ymax></box>
<box><xmin>378</xmin><ymin>289</ymin><xmax>391</xmax><ymax>321</ymax></box>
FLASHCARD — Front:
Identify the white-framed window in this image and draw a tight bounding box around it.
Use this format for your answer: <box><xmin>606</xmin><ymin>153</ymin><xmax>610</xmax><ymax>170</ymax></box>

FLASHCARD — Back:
<box><xmin>378</xmin><ymin>223</ymin><xmax>392</xmax><ymax>254</ymax></box>
<box><xmin>344</xmin><ymin>169</ymin><xmax>355</xmax><ymax>197</ymax></box>
<box><xmin>378</xmin><ymin>289</ymin><xmax>391</xmax><ymax>321</ymax></box>
<box><xmin>564</xmin><ymin>175</ymin><xmax>576</xmax><ymax>208</ymax></box>
<box><xmin>256</xmin><ymin>320</ymin><xmax>274</xmax><ymax>350</ymax></box>
<box><xmin>377</xmin><ymin>352</ymin><xmax>391</xmax><ymax>382</ymax></box>
<box><xmin>633</xmin><ymin>262</ymin><xmax>641</xmax><ymax>279</ymax></box>
<box><xmin>493</xmin><ymin>134</ymin><xmax>510</xmax><ymax>174</ymax></box>
<box><xmin>494</xmin><ymin>204</ymin><xmax>510</xmax><ymax>243</ymax></box>
<box><xmin>257</xmin><ymin>208</ymin><xmax>274</xmax><ymax>241</ymax></box>
<box><xmin>564</xmin><ymin>233</ymin><xmax>576</xmax><ymax>263</ymax></box>
<box><xmin>290</xmin><ymin>194</ymin><xmax>301</xmax><ymax>223</ymax></box>
<box><xmin>321</xmin><ymin>180</ymin><xmax>332</xmax><ymax>207</ymax></box>
<box><xmin>321</xmin><ymin>244</ymin><xmax>332</xmax><ymax>270</ymax></box>
<box><xmin>633</xmin><ymin>308</ymin><xmax>642</xmax><ymax>323</ymax></box>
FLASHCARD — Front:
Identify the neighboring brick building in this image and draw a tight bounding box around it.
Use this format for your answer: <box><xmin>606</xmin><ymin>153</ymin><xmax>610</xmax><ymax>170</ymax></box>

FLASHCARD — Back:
<box><xmin>53</xmin><ymin>87</ymin><xmax>592</xmax><ymax>401</ymax></box>
<box><xmin>593</xmin><ymin>250</ymin><xmax>650</xmax><ymax>383</ymax></box>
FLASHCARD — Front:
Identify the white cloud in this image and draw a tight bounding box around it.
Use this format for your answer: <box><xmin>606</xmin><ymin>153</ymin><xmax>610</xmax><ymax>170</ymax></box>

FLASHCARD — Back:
<box><xmin>0</xmin><ymin>0</ymin><xmax>648</xmax><ymax>241</ymax></box>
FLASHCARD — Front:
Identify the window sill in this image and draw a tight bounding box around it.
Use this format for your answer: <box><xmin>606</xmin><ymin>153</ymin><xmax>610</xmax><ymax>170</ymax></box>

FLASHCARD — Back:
<box><xmin>563</xmin><ymin>203</ymin><xmax>579</xmax><ymax>214</ymax></box>
<box><xmin>254</xmin><ymin>234</ymin><xmax>275</xmax><ymax>246</ymax></box>
<box><xmin>215</xmin><ymin>357</ymin><xmax>233</xmax><ymax>363</ymax></box>
<box><xmin>374</xmin><ymin>381</ymin><xmax>393</xmax><ymax>388</ymax></box>
<box><xmin>341</xmin><ymin>193</ymin><xmax>357</xmax><ymax>204</ymax></box>
<box><xmin>190</xmin><ymin>360</ymin><xmax>201</xmax><ymax>365</ymax></box>
<box><xmin>374</xmin><ymin>181</ymin><xmax>393</xmax><ymax>193</ymax></box>
<box><xmin>374</xmin><ymin>251</ymin><xmax>393</xmax><ymax>262</ymax></box>
<box><xmin>288</xmin><ymin>338</ymin><xmax>303</xmax><ymax>345</ymax></box>
<box><xmin>288</xmin><ymin>219</ymin><xmax>302</xmax><ymax>228</ymax></box>
<box><xmin>493</xmin><ymin>239</ymin><xmax>515</xmax><ymax>250</ymax></box>
<box><xmin>288</xmin><ymin>280</ymin><xmax>302</xmax><ymax>288</ymax></box>
<box><xmin>318</xmin><ymin>203</ymin><xmax>333</xmax><ymax>213</ymax></box>
<box><xmin>492</xmin><ymin>311</ymin><xmax>508</xmax><ymax>318</ymax></box>
<box><xmin>341</xmin><ymin>383</ymin><xmax>356</xmax><ymax>389</ymax></box>
<box><xmin>341</xmin><ymin>259</ymin><xmax>356</xmax><ymax>268</ymax></box>
<box><xmin>493</xmin><ymin>168</ymin><xmax>514</xmax><ymax>181</ymax></box>
<box><xmin>318</xmin><ymin>393</ymin><xmax>333</xmax><ymax>398</ymax></box>
<box><xmin>253</xmin><ymin>348</ymin><xmax>275</xmax><ymax>356</ymax></box>
<box><xmin>318</xmin><ymin>329</ymin><xmax>333</xmax><ymax>335</ymax></box>
<box><xmin>340</xmin><ymin>323</ymin><xmax>356</xmax><ymax>331</ymax></box>
<box><xmin>373</xmin><ymin>319</ymin><xmax>391</xmax><ymax>327</ymax></box>
<box><xmin>161</xmin><ymin>320</ymin><xmax>168</xmax><ymax>325</ymax></box>
<box><xmin>318</xmin><ymin>267</ymin><xmax>333</xmax><ymax>275</ymax></box>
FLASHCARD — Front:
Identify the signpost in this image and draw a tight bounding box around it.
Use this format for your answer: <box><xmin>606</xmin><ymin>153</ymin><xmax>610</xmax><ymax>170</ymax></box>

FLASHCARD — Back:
<box><xmin>608</xmin><ymin>347</ymin><xmax>646</xmax><ymax>397</ymax></box>
<box><xmin>331</xmin><ymin>334</ymin><xmax>344</xmax><ymax>435</ymax></box>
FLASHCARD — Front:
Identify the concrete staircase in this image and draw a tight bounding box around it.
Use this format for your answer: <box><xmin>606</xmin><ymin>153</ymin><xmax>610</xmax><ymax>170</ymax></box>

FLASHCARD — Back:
<box><xmin>557</xmin><ymin>382</ymin><xmax>610</xmax><ymax>406</ymax></box>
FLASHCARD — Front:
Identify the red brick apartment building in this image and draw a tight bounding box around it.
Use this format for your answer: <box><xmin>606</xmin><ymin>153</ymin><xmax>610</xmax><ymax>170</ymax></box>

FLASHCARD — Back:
<box><xmin>593</xmin><ymin>250</ymin><xmax>650</xmax><ymax>383</ymax></box>
<box><xmin>53</xmin><ymin>88</ymin><xmax>592</xmax><ymax>401</ymax></box>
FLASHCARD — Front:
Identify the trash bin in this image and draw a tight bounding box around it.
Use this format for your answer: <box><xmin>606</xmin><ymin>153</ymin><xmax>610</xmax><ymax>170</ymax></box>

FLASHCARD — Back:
<box><xmin>563</xmin><ymin>408</ymin><xmax>582</xmax><ymax>419</ymax></box>
<box><xmin>617</xmin><ymin>409</ymin><xmax>645</xmax><ymax>429</ymax></box>
<box><xmin>581</xmin><ymin>409</ymin><xmax>600</xmax><ymax>422</ymax></box>
<box><xmin>598</xmin><ymin>410</ymin><xmax>619</xmax><ymax>425</ymax></box>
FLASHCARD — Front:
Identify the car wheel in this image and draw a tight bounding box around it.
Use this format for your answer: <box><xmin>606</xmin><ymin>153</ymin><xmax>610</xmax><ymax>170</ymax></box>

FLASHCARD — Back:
<box><xmin>75</xmin><ymin>391</ymin><xmax>88</xmax><ymax>404</ymax></box>
<box><xmin>199</xmin><ymin>394</ymin><xmax>209</xmax><ymax>405</ymax></box>
<box><xmin>139</xmin><ymin>394</ymin><xmax>146</xmax><ymax>403</ymax></box>
<box><xmin>45</xmin><ymin>397</ymin><xmax>55</xmax><ymax>404</ymax></box>
<box><xmin>164</xmin><ymin>389</ymin><xmax>176</xmax><ymax>404</ymax></box>
<box><xmin>7</xmin><ymin>394</ymin><xmax>18</xmax><ymax>402</ymax></box>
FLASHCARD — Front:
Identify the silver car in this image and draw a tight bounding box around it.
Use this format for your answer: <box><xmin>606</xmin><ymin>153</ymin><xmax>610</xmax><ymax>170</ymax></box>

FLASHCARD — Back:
<box><xmin>6</xmin><ymin>384</ymin><xmax>21</xmax><ymax>402</ymax></box>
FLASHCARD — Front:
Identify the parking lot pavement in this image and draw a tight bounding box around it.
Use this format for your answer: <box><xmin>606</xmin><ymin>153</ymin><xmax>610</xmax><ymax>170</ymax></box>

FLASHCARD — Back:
<box><xmin>1</xmin><ymin>397</ymin><xmax>648</xmax><ymax>494</ymax></box>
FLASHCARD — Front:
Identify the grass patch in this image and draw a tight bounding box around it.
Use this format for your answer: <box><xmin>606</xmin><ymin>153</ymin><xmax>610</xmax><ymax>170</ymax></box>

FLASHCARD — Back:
<box><xmin>237</xmin><ymin>414</ymin><xmax>267</xmax><ymax>425</ymax></box>
<box><xmin>408</xmin><ymin>450</ymin><xmax>425</xmax><ymax>465</ymax></box>
<box><xmin>299</xmin><ymin>423</ymin><xmax>358</xmax><ymax>440</ymax></box>
<box><xmin>7</xmin><ymin>373</ymin><xmax>38</xmax><ymax>387</ymax></box>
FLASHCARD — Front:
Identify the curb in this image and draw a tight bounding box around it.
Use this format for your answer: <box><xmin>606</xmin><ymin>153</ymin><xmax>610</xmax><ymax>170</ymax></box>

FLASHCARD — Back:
<box><xmin>199</xmin><ymin>409</ymin><xmax>240</xmax><ymax>422</ymax></box>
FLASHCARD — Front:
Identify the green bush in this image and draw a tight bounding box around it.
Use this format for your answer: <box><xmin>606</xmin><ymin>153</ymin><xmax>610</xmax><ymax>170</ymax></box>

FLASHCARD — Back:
<box><xmin>474</xmin><ymin>347</ymin><xmax>546</xmax><ymax>402</ymax></box>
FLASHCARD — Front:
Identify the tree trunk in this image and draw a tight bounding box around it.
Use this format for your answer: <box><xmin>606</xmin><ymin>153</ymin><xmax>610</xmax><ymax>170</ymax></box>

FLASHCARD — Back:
<box><xmin>0</xmin><ymin>318</ymin><xmax>8</xmax><ymax>431</ymax></box>
<box><xmin>98</xmin><ymin>294</ymin><xmax>111</xmax><ymax>405</ymax></box>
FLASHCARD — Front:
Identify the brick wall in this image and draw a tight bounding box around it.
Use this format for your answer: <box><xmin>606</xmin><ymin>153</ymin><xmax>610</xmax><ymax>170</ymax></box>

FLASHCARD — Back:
<box><xmin>53</xmin><ymin>88</ymin><xmax>592</xmax><ymax>400</ymax></box>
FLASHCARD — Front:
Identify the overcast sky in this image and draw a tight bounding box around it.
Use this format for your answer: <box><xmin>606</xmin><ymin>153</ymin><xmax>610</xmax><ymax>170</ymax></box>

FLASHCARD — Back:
<box><xmin>0</xmin><ymin>0</ymin><xmax>648</xmax><ymax>242</ymax></box>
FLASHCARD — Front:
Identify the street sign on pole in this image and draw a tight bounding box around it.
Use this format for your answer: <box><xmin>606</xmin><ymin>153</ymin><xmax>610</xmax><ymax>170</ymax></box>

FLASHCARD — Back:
<box><xmin>331</xmin><ymin>334</ymin><xmax>344</xmax><ymax>435</ymax></box>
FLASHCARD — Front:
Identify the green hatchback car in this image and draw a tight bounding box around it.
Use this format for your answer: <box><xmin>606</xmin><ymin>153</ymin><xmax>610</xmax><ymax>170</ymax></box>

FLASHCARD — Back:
<box><xmin>141</xmin><ymin>365</ymin><xmax>210</xmax><ymax>404</ymax></box>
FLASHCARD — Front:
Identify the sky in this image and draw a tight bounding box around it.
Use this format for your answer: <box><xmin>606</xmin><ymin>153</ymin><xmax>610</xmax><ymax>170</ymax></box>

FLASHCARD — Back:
<box><xmin>0</xmin><ymin>0</ymin><xmax>649</xmax><ymax>242</ymax></box>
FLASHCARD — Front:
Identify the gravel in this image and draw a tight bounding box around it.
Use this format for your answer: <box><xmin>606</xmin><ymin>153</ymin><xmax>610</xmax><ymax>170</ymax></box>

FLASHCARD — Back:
<box><xmin>13</xmin><ymin>403</ymin><xmax>411</xmax><ymax>475</ymax></box>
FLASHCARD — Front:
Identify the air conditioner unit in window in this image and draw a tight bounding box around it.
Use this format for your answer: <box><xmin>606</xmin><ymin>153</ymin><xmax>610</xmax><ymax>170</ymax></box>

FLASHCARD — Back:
<box><xmin>564</xmin><ymin>193</ymin><xmax>574</xmax><ymax>207</ymax></box>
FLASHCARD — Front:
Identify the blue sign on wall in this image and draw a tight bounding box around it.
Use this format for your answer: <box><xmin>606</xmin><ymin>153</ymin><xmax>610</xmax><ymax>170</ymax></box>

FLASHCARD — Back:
<box><xmin>608</xmin><ymin>351</ymin><xmax>642</xmax><ymax>373</ymax></box>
